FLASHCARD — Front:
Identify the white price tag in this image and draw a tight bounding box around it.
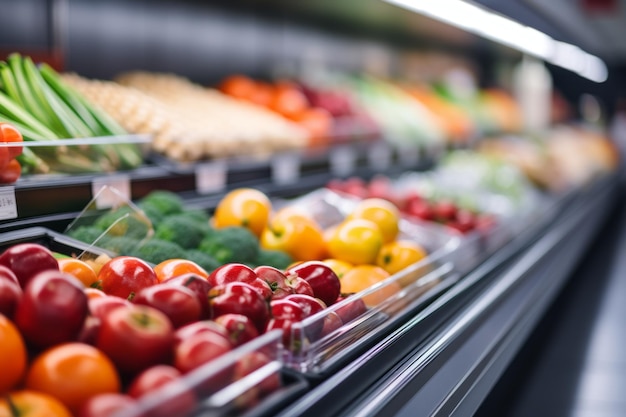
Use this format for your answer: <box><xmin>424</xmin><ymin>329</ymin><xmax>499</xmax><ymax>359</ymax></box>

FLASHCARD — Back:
<box><xmin>330</xmin><ymin>146</ymin><xmax>357</xmax><ymax>177</ymax></box>
<box><xmin>398</xmin><ymin>145</ymin><xmax>420</xmax><ymax>167</ymax></box>
<box><xmin>91</xmin><ymin>175</ymin><xmax>131</xmax><ymax>209</ymax></box>
<box><xmin>367</xmin><ymin>142</ymin><xmax>392</xmax><ymax>171</ymax></box>
<box><xmin>0</xmin><ymin>187</ymin><xmax>17</xmax><ymax>220</ymax></box>
<box><xmin>195</xmin><ymin>161</ymin><xmax>227</xmax><ymax>194</ymax></box>
<box><xmin>272</xmin><ymin>153</ymin><xmax>300</xmax><ymax>185</ymax></box>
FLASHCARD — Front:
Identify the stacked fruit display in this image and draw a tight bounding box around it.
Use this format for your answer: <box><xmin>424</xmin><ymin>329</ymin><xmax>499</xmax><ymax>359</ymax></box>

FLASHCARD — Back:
<box><xmin>0</xmin><ymin>238</ymin><xmax>349</xmax><ymax>416</ymax></box>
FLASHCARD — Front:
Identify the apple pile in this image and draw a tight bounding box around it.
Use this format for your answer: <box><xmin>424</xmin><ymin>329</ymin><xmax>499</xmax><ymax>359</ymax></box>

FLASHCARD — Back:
<box><xmin>0</xmin><ymin>241</ymin><xmax>354</xmax><ymax>416</ymax></box>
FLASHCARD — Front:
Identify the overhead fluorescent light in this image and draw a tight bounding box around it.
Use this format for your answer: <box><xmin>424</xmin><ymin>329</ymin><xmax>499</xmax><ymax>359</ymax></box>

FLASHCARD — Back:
<box><xmin>383</xmin><ymin>0</ymin><xmax>608</xmax><ymax>82</ymax></box>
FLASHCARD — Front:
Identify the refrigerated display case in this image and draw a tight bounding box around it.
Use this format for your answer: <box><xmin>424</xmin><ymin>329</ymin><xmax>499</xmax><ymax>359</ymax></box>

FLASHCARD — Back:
<box><xmin>1</xmin><ymin>1</ymin><xmax>625</xmax><ymax>416</ymax></box>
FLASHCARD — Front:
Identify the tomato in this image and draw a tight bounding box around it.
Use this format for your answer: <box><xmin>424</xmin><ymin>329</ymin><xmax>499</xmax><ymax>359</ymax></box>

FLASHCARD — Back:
<box><xmin>261</xmin><ymin>215</ymin><xmax>327</xmax><ymax>262</ymax></box>
<box><xmin>326</xmin><ymin>219</ymin><xmax>384</xmax><ymax>265</ymax></box>
<box><xmin>0</xmin><ymin>123</ymin><xmax>23</xmax><ymax>170</ymax></box>
<box><xmin>25</xmin><ymin>343</ymin><xmax>120</xmax><ymax>413</ymax></box>
<box><xmin>58</xmin><ymin>258</ymin><xmax>98</xmax><ymax>287</ymax></box>
<box><xmin>97</xmin><ymin>256</ymin><xmax>158</xmax><ymax>300</ymax></box>
<box><xmin>291</xmin><ymin>107</ymin><xmax>332</xmax><ymax>146</ymax></box>
<box><xmin>154</xmin><ymin>259</ymin><xmax>209</xmax><ymax>282</ymax></box>
<box><xmin>0</xmin><ymin>315</ymin><xmax>27</xmax><ymax>393</ymax></box>
<box><xmin>0</xmin><ymin>390</ymin><xmax>71</xmax><ymax>417</ymax></box>
<box><xmin>219</xmin><ymin>75</ymin><xmax>257</xmax><ymax>100</ymax></box>
<box><xmin>347</xmin><ymin>198</ymin><xmax>400</xmax><ymax>244</ymax></box>
<box><xmin>269</xmin><ymin>86</ymin><xmax>308</xmax><ymax>118</ymax></box>
<box><xmin>376</xmin><ymin>240</ymin><xmax>428</xmax><ymax>275</ymax></box>
<box><xmin>213</xmin><ymin>188</ymin><xmax>272</xmax><ymax>237</ymax></box>
<box><xmin>339</xmin><ymin>265</ymin><xmax>399</xmax><ymax>307</ymax></box>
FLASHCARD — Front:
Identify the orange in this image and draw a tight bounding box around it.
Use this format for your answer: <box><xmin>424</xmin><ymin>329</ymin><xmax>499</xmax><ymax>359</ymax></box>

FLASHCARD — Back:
<box><xmin>321</xmin><ymin>259</ymin><xmax>354</xmax><ymax>279</ymax></box>
<box><xmin>154</xmin><ymin>258</ymin><xmax>209</xmax><ymax>282</ymax></box>
<box><xmin>326</xmin><ymin>219</ymin><xmax>384</xmax><ymax>265</ymax></box>
<box><xmin>57</xmin><ymin>258</ymin><xmax>97</xmax><ymax>287</ymax></box>
<box><xmin>0</xmin><ymin>391</ymin><xmax>71</xmax><ymax>417</ymax></box>
<box><xmin>25</xmin><ymin>343</ymin><xmax>121</xmax><ymax>414</ymax></box>
<box><xmin>347</xmin><ymin>198</ymin><xmax>400</xmax><ymax>243</ymax></box>
<box><xmin>376</xmin><ymin>240</ymin><xmax>428</xmax><ymax>275</ymax></box>
<box><xmin>219</xmin><ymin>75</ymin><xmax>258</xmax><ymax>100</ymax></box>
<box><xmin>0</xmin><ymin>315</ymin><xmax>27</xmax><ymax>393</ymax></box>
<box><xmin>339</xmin><ymin>265</ymin><xmax>400</xmax><ymax>307</ymax></box>
<box><xmin>261</xmin><ymin>215</ymin><xmax>327</xmax><ymax>262</ymax></box>
<box><xmin>213</xmin><ymin>188</ymin><xmax>272</xmax><ymax>237</ymax></box>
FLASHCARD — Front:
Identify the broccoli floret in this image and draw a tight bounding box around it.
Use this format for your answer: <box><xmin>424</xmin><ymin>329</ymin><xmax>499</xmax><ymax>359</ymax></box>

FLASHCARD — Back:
<box><xmin>93</xmin><ymin>206</ymin><xmax>152</xmax><ymax>239</ymax></box>
<box><xmin>185</xmin><ymin>250</ymin><xmax>221</xmax><ymax>273</ymax></box>
<box><xmin>154</xmin><ymin>214</ymin><xmax>213</xmax><ymax>249</ymax></box>
<box><xmin>183</xmin><ymin>209</ymin><xmax>211</xmax><ymax>225</ymax></box>
<box><xmin>128</xmin><ymin>238</ymin><xmax>187</xmax><ymax>264</ymax></box>
<box><xmin>67</xmin><ymin>226</ymin><xmax>106</xmax><ymax>246</ymax></box>
<box><xmin>139</xmin><ymin>191</ymin><xmax>184</xmax><ymax>217</ymax></box>
<box><xmin>199</xmin><ymin>226</ymin><xmax>259</xmax><ymax>264</ymax></box>
<box><xmin>139</xmin><ymin>203</ymin><xmax>167</xmax><ymax>227</ymax></box>
<box><xmin>100</xmin><ymin>236</ymin><xmax>141</xmax><ymax>256</ymax></box>
<box><xmin>255</xmin><ymin>248</ymin><xmax>294</xmax><ymax>270</ymax></box>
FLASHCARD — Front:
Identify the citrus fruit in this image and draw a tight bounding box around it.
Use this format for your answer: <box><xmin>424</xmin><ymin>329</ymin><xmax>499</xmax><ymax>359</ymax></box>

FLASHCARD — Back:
<box><xmin>0</xmin><ymin>390</ymin><xmax>72</xmax><ymax>417</ymax></box>
<box><xmin>154</xmin><ymin>259</ymin><xmax>209</xmax><ymax>282</ymax></box>
<box><xmin>213</xmin><ymin>188</ymin><xmax>272</xmax><ymax>237</ymax></box>
<box><xmin>57</xmin><ymin>258</ymin><xmax>98</xmax><ymax>287</ymax></box>
<box><xmin>0</xmin><ymin>315</ymin><xmax>27</xmax><ymax>393</ymax></box>
<box><xmin>376</xmin><ymin>240</ymin><xmax>428</xmax><ymax>275</ymax></box>
<box><xmin>347</xmin><ymin>198</ymin><xmax>400</xmax><ymax>243</ymax></box>
<box><xmin>339</xmin><ymin>265</ymin><xmax>400</xmax><ymax>307</ymax></box>
<box><xmin>261</xmin><ymin>215</ymin><xmax>327</xmax><ymax>262</ymax></box>
<box><xmin>326</xmin><ymin>219</ymin><xmax>384</xmax><ymax>265</ymax></box>
<box><xmin>321</xmin><ymin>259</ymin><xmax>354</xmax><ymax>279</ymax></box>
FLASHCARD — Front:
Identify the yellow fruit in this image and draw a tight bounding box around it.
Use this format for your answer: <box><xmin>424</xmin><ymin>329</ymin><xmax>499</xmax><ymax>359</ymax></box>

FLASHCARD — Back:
<box><xmin>339</xmin><ymin>265</ymin><xmax>400</xmax><ymax>307</ymax></box>
<box><xmin>347</xmin><ymin>198</ymin><xmax>400</xmax><ymax>243</ymax></box>
<box><xmin>213</xmin><ymin>188</ymin><xmax>271</xmax><ymax>237</ymax></box>
<box><xmin>326</xmin><ymin>219</ymin><xmax>384</xmax><ymax>265</ymax></box>
<box><xmin>321</xmin><ymin>258</ymin><xmax>354</xmax><ymax>279</ymax></box>
<box><xmin>376</xmin><ymin>240</ymin><xmax>428</xmax><ymax>275</ymax></box>
<box><xmin>261</xmin><ymin>215</ymin><xmax>327</xmax><ymax>261</ymax></box>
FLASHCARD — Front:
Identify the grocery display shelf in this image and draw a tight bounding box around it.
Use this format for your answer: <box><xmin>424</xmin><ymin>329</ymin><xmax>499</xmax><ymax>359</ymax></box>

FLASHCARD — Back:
<box><xmin>0</xmin><ymin>139</ymin><xmax>436</xmax><ymax>227</ymax></box>
<box><xmin>272</xmin><ymin>172</ymin><xmax>620</xmax><ymax>417</ymax></box>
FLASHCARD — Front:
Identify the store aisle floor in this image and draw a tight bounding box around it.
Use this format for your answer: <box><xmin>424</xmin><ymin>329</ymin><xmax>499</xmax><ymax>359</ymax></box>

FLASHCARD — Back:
<box><xmin>476</xmin><ymin>186</ymin><xmax>626</xmax><ymax>417</ymax></box>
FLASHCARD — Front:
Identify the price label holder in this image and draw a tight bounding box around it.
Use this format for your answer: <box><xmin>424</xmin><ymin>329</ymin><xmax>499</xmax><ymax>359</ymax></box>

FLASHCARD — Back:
<box><xmin>272</xmin><ymin>152</ymin><xmax>300</xmax><ymax>185</ymax></box>
<box><xmin>91</xmin><ymin>175</ymin><xmax>131</xmax><ymax>209</ymax></box>
<box><xmin>330</xmin><ymin>145</ymin><xmax>357</xmax><ymax>177</ymax></box>
<box><xmin>367</xmin><ymin>141</ymin><xmax>392</xmax><ymax>171</ymax></box>
<box><xmin>196</xmin><ymin>160</ymin><xmax>227</xmax><ymax>194</ymax></box>
<box><xmin>398</xmin><ymin>145</ymin><xmax>420</xmax><ymax>168</ymax></box>
<box><xmin>0</xmin><ymin>186</ymin><xmax>18</xmax><ymax>220</ymax></box>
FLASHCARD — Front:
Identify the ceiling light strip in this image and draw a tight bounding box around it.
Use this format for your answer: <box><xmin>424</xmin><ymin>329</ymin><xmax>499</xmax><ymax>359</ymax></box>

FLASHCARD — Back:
<box><xmin>383</xmin><ymin>0</ymin><xmax>608</xmax><ymax>82</ymax></box>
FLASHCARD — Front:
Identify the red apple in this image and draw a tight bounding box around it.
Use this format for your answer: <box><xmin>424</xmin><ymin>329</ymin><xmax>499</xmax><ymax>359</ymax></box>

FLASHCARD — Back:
<box><xmin>231</xmin><ymin>351</ymin><xmax>282</xmax><ymax>408</ymax></box>
<box><xmin>406</xmin><ymin>198</ymin><xmax>434</xmax><ymax>221</ymax></box>
<box><xmin>77</xmin><ymin>315</ymin><xmax>101</xmax><ymax>346</ymax></box>
<box><xmin>133</xmin><ymin>284</ymin><xmax>202</xmax><ymax>328</ymax></box>
<box><xmin>14</xmin><ymin>270</ymin><xmax>88</xmax><ymax>349</ymax></box>
<box><xmin>127</xmin><ymin>364</ymin><xmax>183</xmax><ymax>398</ymax></box>
<box><xmin>174</xmin><ymin>330</ymin><xmax>232</xmax><ymax>374</ymax></box>
<box><xmin>0</xmin><ymin>243</ymin><xmax>59</xmax><ymax>288</ymax></box>
<box><xmin>207</xmin><ymin>263</ymin><xmax>257</xmax><ymax>287</ymax></box>
<box><xmin>0</xmin><ymin>274</ymin><xmax>22</xmax><ymax>318</ymax></box>
<box><xmin>89</xmin><ymin>296</ymin><xmax>132</xmax><ymax>319</ymax></box>
<box><xmin>284</xmin><ymin>294</ymin><xmax>326</xmax><ymax>317</ymax></box>
<box><xmin>174</xmin><ymin>320</ymin><xmax>231</xmax><ymax>347</ymax></box>
<box><xmin>214</xmin><ymin>314</ymin><xmax>259</xmax><ymax>347</ymax></box>
<box><xmin>77</xmin><ymin>393</ymin><xmax>138</xmax><ymax>417</ymax></box>
<box><xmin>286</xmin><ymin>261</ymin><xmax>340</xmax><ymax>306</ymax></box>
<box><xmin>96</xmin><ymin>304</ymin><xmax>175</xmax><ymax>376</ymax></box>
<box><xmin>0</xmin><ymin>264</ymin><xmax>19</xmax><ymax>285</ymax></box>
<box><xmin>98</xmin><ymin>256</ymin><xmax>158</xmax><ymax>300</ymax></box>
<box><xmin>255</xmin><ymin>266</ymin><xmax>314</xmax><ymax>299</ymax></box>
<box><xmin>433</xmin><ymin>200</ymin><xmax>458</xmax><ymax>222</ymax></box>
<box><xmin>162</xmin><ymin>273</ymin><xmax>212</xmax><ymax>319</ymax></box>
<box><xmin>209</xmin><ymin>282</ymin><xmax>270</xmax><ymax>334</ymax></box>
<box><xmin>333</xmin><ymin>296</ymin><xmax>367</xmax><ymax>324</ymax></box>
<box><xmin>321</xmin><ymin>311</ymin><xmax>343</xmax><ymax>337</ymax></box>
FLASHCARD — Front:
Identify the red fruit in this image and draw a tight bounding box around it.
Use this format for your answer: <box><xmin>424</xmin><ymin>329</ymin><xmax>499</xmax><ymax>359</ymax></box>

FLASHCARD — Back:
<box><xmin>456</xmin><ymin>208</ymin><xmax>477</xmax><ymax>232</ymax></box>
<box><xmin>174</xmin><ymin>331</ymin><xmax>232</xmax><ymax>374</ymax></box>
<box><xmin>270</xmin><ymin>299</ymin><xmax>306</xmax><ymax>322</ymax></box>
<box><xmin>284</xmin><ymin>294</ymin><xmax>326</xmax><ymax>317</ymax></box>
<box><xmin>174</xmin><ymin>320</ymin><xmax>231</xmax><ymax>347</ymax></box>
<box><xmin>209</xmin><ymin>282</ymin><xmax>270</xmax><ymax>334</ymax></box>
<box><xmin>98</xmin><ymin>256</ymin><xmax>158</xmax><ymax>300</ymax></box>
<box><xmin>214</xmin><ymin>314</ymin><xmax>259</xmax><ymax>347</ymax></box>
<box><xmin>0</xmin><ymin>243</ymin><xmax>59</xmax><ymax>288</ymax></box>
<box><xmin>127</xmin><ymin>365</ymin><xmax>183</xmax><ymax>398</ymax></box>
<box><xmin>133</xmin><ymin>284</ymin><xmax>202</xmax><ymax>328</ymax></box>
<box><xmin>333</xmin><ymin>296</ymin><xmax>367</xmax><ymax>324</ymax></box>
<box><xmin>96</xmin><ymin>305</ymin><xmax>174</xmax><ymax>376</ymax></box>
<box><xmin>0</xmin><ymin>264</ymin><xmax>19</xmax><ymax>285</ymax></box>
<box><xmin>248</xmin><ymin>277</ymin><xmax>273</xmax><ymax>301</ymax></box>
<box><xmin>286</xmin><ymin>261</ymin><xmax>340</xmax><ymax>306</ymax></box>
<box><xmin>406</xmin><ymin>198</ymin><xmax>434</xmax><ymax>221</ymax></box>
<box><xmin>255</xmin><ymin>266</ymin><xmax>314</xmax><ymax>299</ymax></box>
<box><xmin>320</xmin><ymin>311</ymin><xmax>343</xmax><ymax>337</ymax></box>
<box><xmin>88</xmin><ymin>296</ymin><xmax>132</xmax><ymax>320</ymax></box>
<box><xmin>233</xmin><ymin>351</ymin><xmax>281</xmax><ymax>398</ymax></box>
<box><xmin>0</xmin><ymin>274</ymin><xmax>22</xmax><ymax>318</ymax></box>
<box><xmin>14</xmin><ymin>270</ymin><xmax>88</xmax><ymax>349</ymax></box>
<box><xmin>162</xmin><ymin>273</ymin><xmax>213</xmax><ymax>319</ymax></box>
<box><xmin>207</xmin><ymin>263</ymin><xmax>257</xmax><ymax>287</ymax></box>
<box><xmin>77</xmin><ymin>393</ymin><xmax>138</xmax><ymax>417</ymax></box>
<box><xmin>432</xmin><ymin>200</ymin><xmax>458</xmax><ymax>222</ymax></box>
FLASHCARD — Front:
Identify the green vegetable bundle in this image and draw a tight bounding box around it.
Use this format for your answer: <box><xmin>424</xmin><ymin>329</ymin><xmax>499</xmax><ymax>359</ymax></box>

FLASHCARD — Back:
<box><xmin>0</xmin><ymin>53</ymin><xmax>143</xmax><ymax>174</ymax></box>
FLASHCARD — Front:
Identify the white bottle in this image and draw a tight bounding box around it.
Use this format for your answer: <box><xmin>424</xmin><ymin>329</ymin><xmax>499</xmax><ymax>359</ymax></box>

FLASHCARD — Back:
<box><xmin>513</xmin><ymin>55</ymin><xmax>553</xmax><ymax>134</ymax></box>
